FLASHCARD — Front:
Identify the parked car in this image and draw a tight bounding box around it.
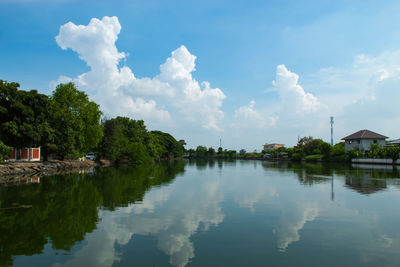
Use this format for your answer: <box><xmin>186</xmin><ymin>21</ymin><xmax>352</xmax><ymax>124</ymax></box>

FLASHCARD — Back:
<box><xmin>85</xmin><ymin>152</ymin><xmax>96</xmax><ymax>160</ymax></box>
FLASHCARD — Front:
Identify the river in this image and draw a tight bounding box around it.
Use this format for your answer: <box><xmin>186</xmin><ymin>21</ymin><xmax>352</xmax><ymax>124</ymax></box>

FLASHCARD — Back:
<box><xmin>1</xmin><ymin>160</ymin><xmax>400</xmax><ymax>266</ymax></box>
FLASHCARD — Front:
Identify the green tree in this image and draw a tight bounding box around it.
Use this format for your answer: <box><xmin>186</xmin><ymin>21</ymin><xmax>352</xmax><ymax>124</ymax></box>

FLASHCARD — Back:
<box><xmin>50</xmin><ymin>83</ymin><xmax>103</xmax><ymax>159</ymax></box>
<box><xmin>385</xmin><ymin>146</ymin><xmax>400</xmax><ymax>161</ymax></box>
<box><xmin>367</xmin><ymin>143</ymin><xmax>381</xmax><ymax>158</ymax></box>
<box><xmin>150</xmin><ymin>131</ymin><xmax>185</xmax><ymax>159</ymax></box>
<box><xmin>0</xmin><ymin>80</ymin><xmax>55</xmax><ymax>159</ymax></box>
<box><xmin>226</xmin><ymin>150</ymin><xmax>237</xmax><ymax>158</ymax></box>
<box><xmin>98</xmin><ymin>117</ymin><xmax>183</xmax><ymax>162</ymax></box>
<box><xmin>347</xmin><ymin>147</ymin><xmax>363</xmax><ymax>159</ymax></box>
<box><xmin>99</xmin><ymin>117</ymin><xmax>152</xmax><ymax>161</ymax></box>
<box><xmin>207</xmin><ymin>147</ymin><xmax>216</xmax><ymax>157</ymax></box>
<box><xmin>0</xmin><ymin>140</ymin><xmax>11</xmax><ymax>162</ymax></box>
<box><xmin>297</xmin><ymin>136</ymin><xmax>313</xmax><ymax>146</ymax></box>
<box><xmin>195</xmin><ymin>145</ymin><xmax>208</xmax><ymax>157</ymax></box>
<box><xmin>126</xmin><ymin>142</ymin><xmax>152</xmax><ymax>164</ymax></box>
<box><xmin>187</xmin><ymin>148</ymin><xmax>196</xmax><ymax>158</ymax></box>
<box><xmin>178</xmin><ymin>139</ymin><xmax>186</xmax><ymax>147</ymax></box>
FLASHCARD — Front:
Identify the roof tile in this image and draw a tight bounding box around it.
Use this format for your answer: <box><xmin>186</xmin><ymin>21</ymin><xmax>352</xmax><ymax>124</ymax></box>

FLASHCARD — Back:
<box><xmin>341</xmin><ymin>129</ymin><xmax>388</xmax><ymax>140</ymax></box>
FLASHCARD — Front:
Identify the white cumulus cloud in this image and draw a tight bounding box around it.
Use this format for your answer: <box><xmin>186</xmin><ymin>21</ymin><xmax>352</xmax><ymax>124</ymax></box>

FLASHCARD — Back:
<box><xmin>231</xmin><ymin>65</ymin><xmax>325</xmax><ymax>148</ymax></box>
<box><xmin>273</xmin><ymin>64</ymin><xmax>322</xmax><ymax>114</ymax></box>
<box><xmin>234</xmin><ymin>100</ymin><xmax>277</xmax><ymax>128</ymax></box>
<box><xmin>54</xmin><ymin>16</ymin><xmax>225</xmax><ymax>131</ymax></box>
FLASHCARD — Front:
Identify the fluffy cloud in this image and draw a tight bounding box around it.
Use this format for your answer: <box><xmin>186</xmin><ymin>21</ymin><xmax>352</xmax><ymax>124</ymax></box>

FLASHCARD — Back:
<box><xmin>306</xmin><ymin>50</ymin><xmax>400</xmax><ymax>140</ymax></box>
<box><xmin>234</xmin><ymin>100</ymin><xmax>278</xmax><ymax>129</ymax></box>
<box><xmin>231</xmin><ymin>65</ymin><xmax>325</xmax><ymax>147</ymax></box>
<box><xmin>55</xmin><ymin>16</ymin><xmax>225</xmax><ymax>131</ymax></box>
<box><xmin>273</xmin><ymin>64</ymin><xmax>322</xmax><ymax>114</ymax></box>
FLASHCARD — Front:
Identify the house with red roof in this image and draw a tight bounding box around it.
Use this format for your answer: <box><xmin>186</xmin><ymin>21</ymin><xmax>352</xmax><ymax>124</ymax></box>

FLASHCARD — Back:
<box><xmin>341</xmin><ymin>130</ymin><xmax>387</xmax><ymax>152</ymax></box>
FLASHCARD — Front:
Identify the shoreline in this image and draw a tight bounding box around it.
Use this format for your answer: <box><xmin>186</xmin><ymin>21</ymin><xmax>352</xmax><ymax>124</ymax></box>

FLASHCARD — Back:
<box><xmin>0</xmin><ymin>160</ymin><xmax>99</xmax><ymax>177</ymax></box>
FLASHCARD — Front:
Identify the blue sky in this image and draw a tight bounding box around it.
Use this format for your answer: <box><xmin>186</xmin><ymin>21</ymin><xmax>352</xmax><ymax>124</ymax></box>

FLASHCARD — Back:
<box><xmin>1</xmin><ymin>0</ymin><xmax>400</xmax><ymax>150</ymax></box>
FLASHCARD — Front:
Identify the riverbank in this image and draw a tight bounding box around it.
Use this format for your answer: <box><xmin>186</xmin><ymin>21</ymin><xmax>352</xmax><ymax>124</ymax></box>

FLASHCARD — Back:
<box><xmin>0</xmin><ymin>160</ymin><xmax>99</xmax><ymax>177</ymax></box>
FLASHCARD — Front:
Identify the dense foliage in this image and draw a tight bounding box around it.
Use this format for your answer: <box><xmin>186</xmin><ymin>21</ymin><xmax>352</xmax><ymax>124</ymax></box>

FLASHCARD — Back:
<box><xmin>187</xmin><ymin>146</ymin><xmax>237</xmax><ymax>159</ymax></box>
<box><xmin>98</xmin><ymin>117</ymin><xmax>184</xmax><ymax>163</ymax></box>
<box><xmin>0</xmin><ymin>81</ymin><xmax>54</xmax><ymax>158</ymax></box>
<box><xmin>50</xmin><ymin>83</ymin><xmax>103</xmax><ymax>159</ymax></box>
<box><xmin>0</xmin><ymin>80</ymin><xmax>184</xmax><ymax>162</ymax></box>
<box><xmin>0</xmin><ymin>81</ymin><xmax>103</xmax><ymax>160</ymax></box>
<box><xmin>0</xmin><ymin>141</ymin><xmax>11</xmax><ymax>163</ymax></box>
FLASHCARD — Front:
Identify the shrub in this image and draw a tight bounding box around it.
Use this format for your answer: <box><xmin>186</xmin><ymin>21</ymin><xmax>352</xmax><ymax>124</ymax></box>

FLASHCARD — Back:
<box><xmin>0</xmin><ymin>141</ymin><xmax>12</xmax><ymax>163</ymax></box>
<box><xmin>305</xmin><ymin>154</ymin><xmax>323</xmax><ymax>162</ymax></box>
<box><xmin>291</xmin><ymin>152</ymin><xmax>305</xmax><ymax>161</ymax></box>
<box><xmin>385</xmin><ymin>146</ymin><xmax>400</xmax><ymax>161</ymax></box>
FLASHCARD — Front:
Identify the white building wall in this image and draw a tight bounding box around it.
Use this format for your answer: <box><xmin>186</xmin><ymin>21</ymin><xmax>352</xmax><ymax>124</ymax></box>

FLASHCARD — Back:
<box><xmin>345</xmin><ymin>139</ymin><xmax>386</xmax><ymax>152</ymax></box>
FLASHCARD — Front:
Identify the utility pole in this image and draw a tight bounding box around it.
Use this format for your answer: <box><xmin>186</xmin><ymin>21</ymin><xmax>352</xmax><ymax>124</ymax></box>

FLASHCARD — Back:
<box><xmin>331</xmin><ymin>172</ymin><xmax>335</xmax><ymax>201</ymax></box>
<box><xmin>219</xmin><ymin>138</ymin><xmax>222</xmax><ymax>148</ymax></box>
<box><xmin>330</xmin><ymin>116</ymin><xmax>334</xmax><ymax>146</ymax></box>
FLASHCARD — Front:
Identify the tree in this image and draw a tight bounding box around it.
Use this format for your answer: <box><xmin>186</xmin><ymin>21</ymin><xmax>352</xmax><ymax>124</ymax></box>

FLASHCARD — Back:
<box><xmin>347</xmin><ymin>147</ymin><xmax>363</xmax><ymax>159</ymax></box>
<box><xmin>367</xmin><ymin>143</ymin><xmax>381</xmax><ymax>158</ymax></box>
<box><xmin>98</xmin><ymin>117</ymin><xmax>184</xmax><ymax>162</ymax></box>
<box><xmin>331</xmin><ymin>142</ymin><xmax>346</xmax><ymax>161</ymax></box>
<box><xmin>0</xmin><ymin>80</ymin><xmax>55</xmax><ymax>159</ymax></box>
<box><xmin>300</xmin><ymin>138</ymin><xmax>331</xmax><ymax>158</ymax></box>
<box><xmin>178</xmin><ymin>139</ymin><xmax>186</xmax><ymax>146</ymax></box>
<box><xmin>126</xmin><ymin>142</ymin><xmax>152</xmax><ymax>164</ymax></box>
<box><xmin>332</xmin><ymin>142</ymin><xmax>345</xmax><ymax>156</ymax></box>
<box><xmin>0</xmin><ymin>140</ymin><xmax>11</xmax><ymax>162</ymax></box>
<box><xmin>99</xmin><ymin>117</ymin><xmax>152</xmax><ymax>161</ymax></box>
<box><xmin>50</xmin><ymin>83</ymin><xmax>103</xmax><ymax>159</ymax></box>
<box><xmin>207</xmin><ymin>147</ymin><xmax>216</xmax><ymax>157</ymax></box>
<box><xmin>226</xmin><ymin>150</ymin><xmax>237</xmax><ymax>158</ymax></box>
<box><xmin>150</xmin><ymin>131</ymin><xmax>184</xmax><ymax>159</ymax></box>
<box><xmin>187</xmin><ymin>148</ymin><xmax>195</xmax><ymax>158</ymax></box>
<box><xmin>297</xmin><ymin>136</ymin><xmax>313</xmax><ymax>146</ymax></box>
<box><xmin>385</xmin><ymin>146</ymin><xmax>400</xmax><ymax>161</ymax></box>
<box><xmin>195</xmin><ymin>146</ymin><xmax>208</xmax><ymax>157</ymax></box>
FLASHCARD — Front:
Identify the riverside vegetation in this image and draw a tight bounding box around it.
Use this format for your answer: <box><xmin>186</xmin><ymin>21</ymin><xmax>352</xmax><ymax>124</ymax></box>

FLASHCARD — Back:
<box><xmin>188</xmin><ymin>136</ymin><xmax>400</xmax><ymax>163</ymax></box>
<box><xmin>0</xmin><ymin>80</ymin><xmax>184</xmax><ymax>164</ymax></box>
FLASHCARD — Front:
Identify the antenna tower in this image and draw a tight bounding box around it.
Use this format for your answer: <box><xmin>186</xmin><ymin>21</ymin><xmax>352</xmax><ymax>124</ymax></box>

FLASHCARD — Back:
<box><xmin>330</xmin><ymin>116</ymin><xmax>334</xmax><ymax>146</ymax></box>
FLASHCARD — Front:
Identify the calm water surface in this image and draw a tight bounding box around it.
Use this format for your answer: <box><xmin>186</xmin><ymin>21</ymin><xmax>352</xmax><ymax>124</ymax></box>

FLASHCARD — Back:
<box><xmin>1</xmin><ymin>160</ymin><xmax>400</xmax><ymax>267</ymax></box>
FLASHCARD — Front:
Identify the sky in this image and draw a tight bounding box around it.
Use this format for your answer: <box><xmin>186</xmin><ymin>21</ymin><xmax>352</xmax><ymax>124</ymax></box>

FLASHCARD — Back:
<box><xmin>1</xmin><ymin>0</ymin><xmax>400</xmax><ymax>151</ymax></box>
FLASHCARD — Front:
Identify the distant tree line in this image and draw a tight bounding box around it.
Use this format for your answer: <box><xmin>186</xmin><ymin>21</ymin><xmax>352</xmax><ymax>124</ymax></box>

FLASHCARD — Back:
<box><xmin>187</xmin><ymin>146</ymin><xmax>237</xmax><ymax>159</ymax></box>
<box><xmin>187</xmin><ymin>136</ymin><xmax>400</xmax><ymax>162</ymax></box>
<box><xmin>0</xmin><ymin>80</ymin><xmax>184</xmax><ymax>163</ymax></box>
<box><xmin>276</xmin><ymin>136</ymin><xmax>400</xmax><ymax>162</ymax></box>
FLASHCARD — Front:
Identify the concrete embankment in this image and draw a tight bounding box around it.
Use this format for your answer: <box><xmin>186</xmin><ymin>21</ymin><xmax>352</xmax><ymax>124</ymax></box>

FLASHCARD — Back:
<box><xmin>352</xmin><ymin>158</ymin><xmax>400</xmax><ymax>165</ymax></box>
<box><xmin>0</xmin><ymin>160</ymin><xmax>98</xmax><ymax>177</ymax></box>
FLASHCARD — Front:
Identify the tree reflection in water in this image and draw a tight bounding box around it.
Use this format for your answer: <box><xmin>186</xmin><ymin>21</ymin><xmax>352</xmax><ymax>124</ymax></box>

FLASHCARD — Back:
<box><xmin>0</xmin><ymin>161</ymin><xmax>184</xmax><ymax>267</ymax></box>
<box><xmin>2</xmin><ymin>161</ymin><xmax>400</xmax><ymax>267</ymax></box>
